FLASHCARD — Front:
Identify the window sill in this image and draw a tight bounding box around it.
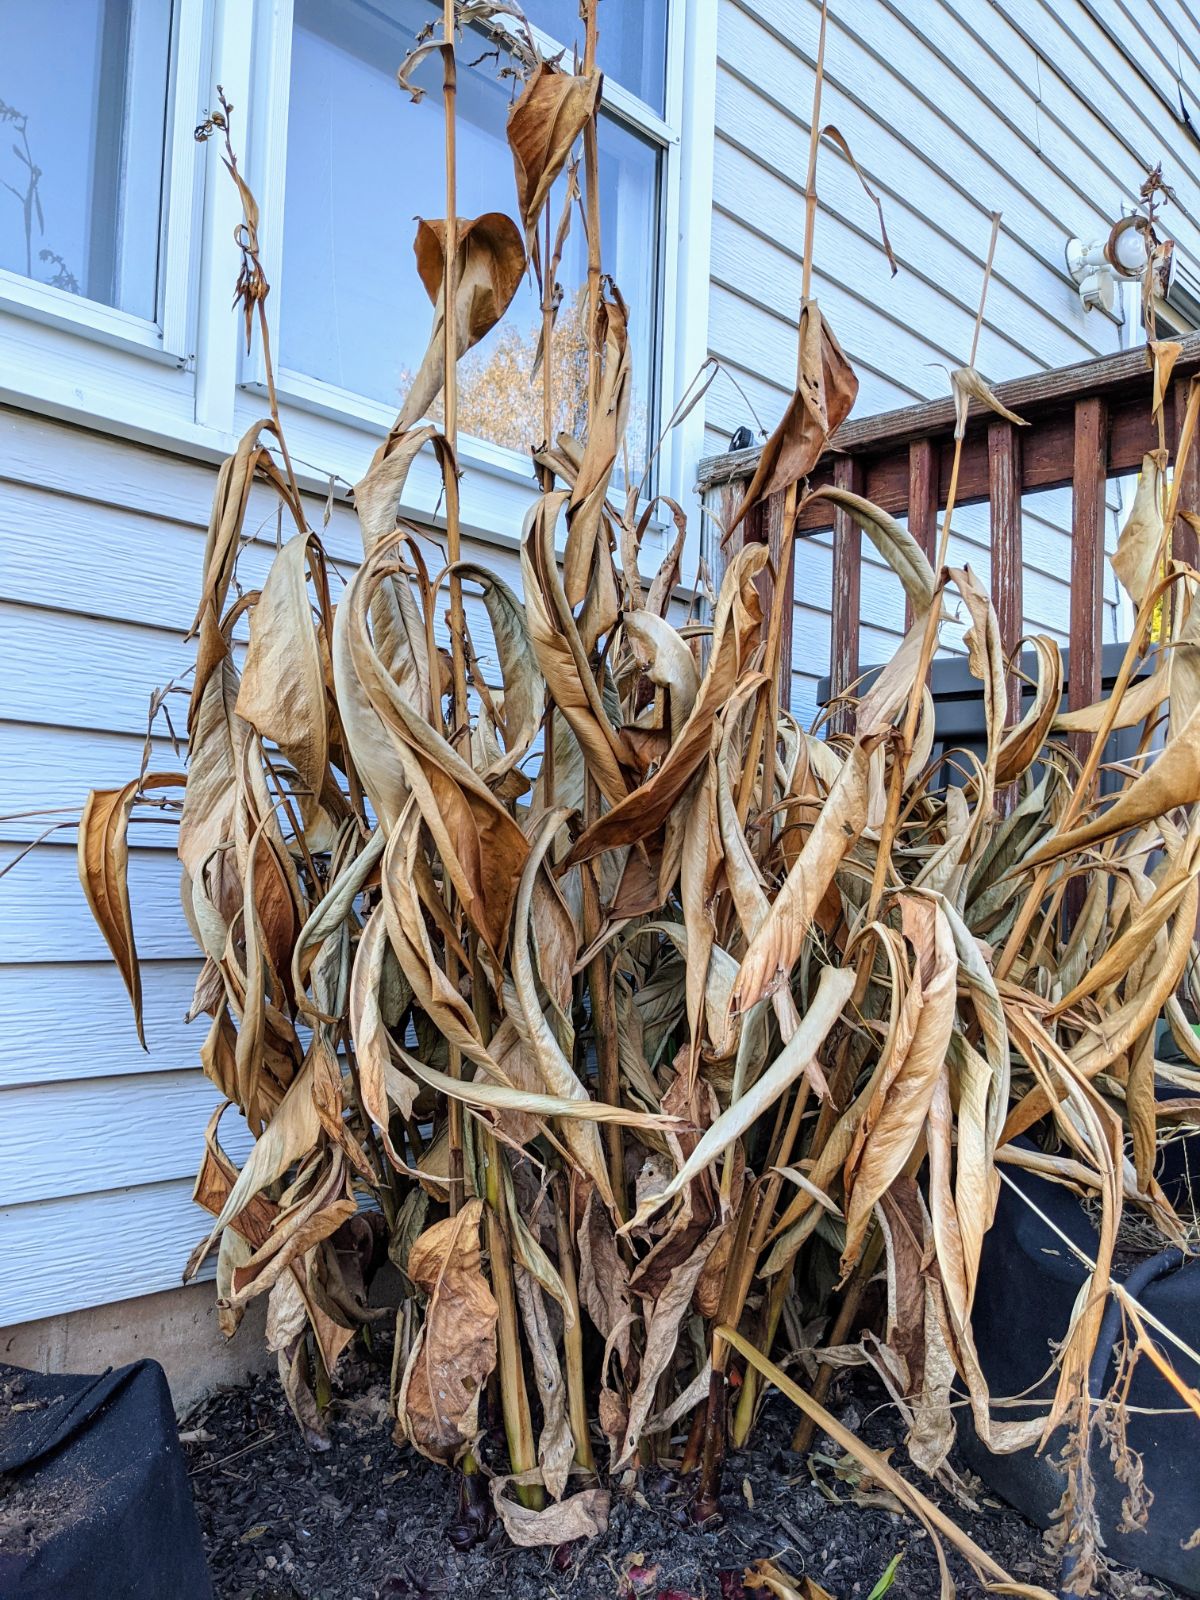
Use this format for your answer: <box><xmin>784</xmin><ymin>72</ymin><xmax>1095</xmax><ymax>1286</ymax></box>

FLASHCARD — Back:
<box><xmin>0</xmin><ymin>270</ymin><xmax>184</xmax><ymax>365</ymax></box>
<box><xmin>0</xmin><ymin>304</ymin><xmax>672</xmax><ymax>575</ymax></box>
<box><xmin>240</xmin><ymin>370</ymin><xmax>673</xmax><ymax>564</ymax></box>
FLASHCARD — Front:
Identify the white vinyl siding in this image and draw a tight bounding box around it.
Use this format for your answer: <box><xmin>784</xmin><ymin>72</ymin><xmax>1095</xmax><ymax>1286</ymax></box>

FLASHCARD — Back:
<box><xmin>704</xmin><ymin>0</ymin><xmax>1200</xmax><ymax>726</ymax></box>
<box><xmin>0</xmin><ymin>403</ymin><xmax>527</xmax><ymax>1325</ymax></box>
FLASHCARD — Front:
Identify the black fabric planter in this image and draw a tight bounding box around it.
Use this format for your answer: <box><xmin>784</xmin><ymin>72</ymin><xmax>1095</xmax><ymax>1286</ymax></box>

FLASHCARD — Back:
<box><xmin>0</xmin><ymin>1359</ymin><xmax>213</xmax><ymax>1599</ymax></box>
<box><xmin>957</xmin><ymin>1151</ymin><xmax>1200</xmax><ymax>1596</ymax></box>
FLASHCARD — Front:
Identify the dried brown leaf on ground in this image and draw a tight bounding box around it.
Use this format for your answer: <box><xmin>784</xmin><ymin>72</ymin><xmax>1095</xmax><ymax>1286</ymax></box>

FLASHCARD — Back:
<box><xmin>490</xmin><ymin>1477</ymin><xmax>610</xmax><ymax>1546</ymax></box>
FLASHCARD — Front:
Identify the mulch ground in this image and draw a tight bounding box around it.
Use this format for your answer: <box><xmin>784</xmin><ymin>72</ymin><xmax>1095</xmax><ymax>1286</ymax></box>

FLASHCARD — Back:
<box><xmin>182</xmin><ymin>1334</ymin><xmax>1180</xmax><ymax>1600</ymax></box>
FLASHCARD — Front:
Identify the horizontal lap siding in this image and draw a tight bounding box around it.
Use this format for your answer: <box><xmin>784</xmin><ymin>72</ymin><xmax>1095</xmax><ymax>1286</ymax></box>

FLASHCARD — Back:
<box><xmin>0</xmin><ymin>403</ymin><xmax>520</xmax><ymax>1325</ymax></box>
<box><xmin>711</xmin><ymin>0</ymin><xmax>1199</xmax><ymax>710</ymax></box>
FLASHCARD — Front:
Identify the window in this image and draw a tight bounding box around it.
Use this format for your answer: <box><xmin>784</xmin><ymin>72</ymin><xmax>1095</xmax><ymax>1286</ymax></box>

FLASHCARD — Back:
<box><xmin>0</xmin><ymin>0</ymin><xmax>172</xmax><ymax>319</ymax></box>
<box><xmin>0</xmin><ymin>0</ymin><xmax>711</xmax><ymax>553</ymax></box>
<box><xmin>279</xmin><ymin>0</ymin><xmax>668</xmax><ymax>479</ymax></box>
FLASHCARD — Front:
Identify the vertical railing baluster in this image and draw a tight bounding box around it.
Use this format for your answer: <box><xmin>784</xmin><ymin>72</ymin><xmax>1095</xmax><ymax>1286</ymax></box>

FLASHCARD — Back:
<box><xmin>906</xmin><ymin>437</ymin><xmax>938</xmax><ymax>633</ymax></box>
<box><xmin>988</xmin><ymin>419</ymin><xmax>1023</xmax><ymax>728</ymax></box>
<box><xmin>830</xmin><ymin>455</ymin><xmax>864</xmax><ymax>729</ymax></box>
<box><xmin>1172</xmin><ymin>375</ymin><xmax>1200</xmax><ymax>570</ymax></box>
<box><xmin>1069</xmin><ymin>396</ymin><xmax>1108</xmax><ymax>763</ymax></box>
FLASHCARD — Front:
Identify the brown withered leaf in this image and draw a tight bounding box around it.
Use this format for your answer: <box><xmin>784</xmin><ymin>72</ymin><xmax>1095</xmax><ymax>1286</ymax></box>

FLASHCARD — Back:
<box><xmin>564</xmin><ymin>285</ymin><xmax>631</xmax><ymax>604</ymax></box>
<box><xmin>615</xmin><ymin>1227</ymin><xmax>721</xmax><ymax>1468</ymax></box>
<box><xmin>731</xmin><ymin>741</ymin><xmax>872</xmax><ymax>1014</ymax></box>
<box><xmin>345</xmin><ymin>543</ymin><xmax>531</xmax><ymax>960</ymax></box>
<box><xmin>449</xmin><ymin>561</ymin><xmax>545</xmax><ymax>789</ymax></box>
<box><xmin>744</xmin><ymin>1557</ymin><xmax>821</xmax><ymax>1600</ymax></box>
<box><xmin>996</xmin><ymin>634</ymin><xmax>1062</xmax><ymax>785</ymax></box>
<box><xmin>950</xmin><ymin>365</ymin><xmax>1028</xmax><ymax>439</ymax></box>
<box><xmin>522</xmin><ymin>490</ymin><xmax>634</xmax><ymax>808</ymax></box>
<box><xmin>625</xmin><ymin>963</ymin><xmax>855</xmax><ymax>1234</ymax></box>
<box><xmin>841</xmin><ymin>899</ymin><xmax>956</xmax><ymax>1275</ymax></box>
<box><xmin>1022</xmin><ymin>694</ymin><xmax>1200</xmax><ymax>867</ymax></box>
<box><xmin>564</xmin><ymin>542</ymin><xmax>769</xmax><ymax>866</ymax></box>
<box><xmin>490</xmin><ymin>1478</ymin><xmax>610</xmax><ymax>1547</ymax></box>
<box><xmin>625</xmin><ymin>608</ymin><xmax>701</xmax><ymax>739</ymax></box>
<box><xmin>507</xmin><ymin>60</ymin><xmax>600</xmax><ymax>251</ymax></box>
<box><xmin>78</xmin><ymin>773</ymin><xmax>184</xmax><ymax>1048</ymax></box>
<box><xmin>577</xmin><ymin>1183</ymin><xmax>633</xmax><ymax>1367</ymax></box>
<box><xmin>1112</xmin><ymin>448</ymin><xmax>1168</xmax><ymax>608</ymax></box>
<box><xmin>399</xmin><ymin>1199</ymin><xmax>498</xmax><ymax>1460</ymax></box>
<box><xmin>398</xmin><ymin>213</ymin><xmax>524</xmax><ymax>430</ymax></box>
<box><xmin>729</xmin><ymin>300</ymin><xmax>858</xmax><ymax>535</ymax></box>
<box><xmin>348</xmin><ymin>903</ymin><xmax>410</xmax><ymax>1164</ymax></box>
<box><xmin>514</xmin><ymin>1267</ymin><xmax>574</xmax><ymax>1501</ymax></box>
<box><xmin>1151</xmin><ymin>338</ymin><xmax>1183</xmax><ymax>419</ymax></box>
<box><xmin>235</xmin><ymin>531</ymin><xmax>331</xmax><ymax>809</ymax></box>
<box><xmin>183</xmin><ymin>1047</ymin><xmax>321</xmax><ymax>1282</ymax></box>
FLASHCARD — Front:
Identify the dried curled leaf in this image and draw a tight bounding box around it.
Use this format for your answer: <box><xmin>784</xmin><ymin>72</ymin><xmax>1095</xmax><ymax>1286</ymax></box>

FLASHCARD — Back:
<box><xmin>1112</xmin><ymin>448</ymin><xmax>1168</xmax><ymax>608</ymax></box>
<box><xmin>950</xmin><ymin>365</ymin><xmax>1028</xmax><ymax>439</ymax></box>
<box><xmin>507</xmin><ymin>60</ymin><xmax>600</xmax><ymax>250</ymax></box>
<box><xmin>730</xmin><ymin>300</ymin><xmax>858</xmax><ymax>534</ymax></box>
<box><xmin>489</xmin><ymin>1477</ymin><xmax>609</xmax><ymax>1547</ymax></box>
<box><xmin>398</xmin><ymin>212</ymin><xmax>525</xmax><ymax>430</ymax></box>
<box><xmin>77</xmin><ymin>773</ymin><xmax>184</xmax><ymax>1049</ymax></box>
<box><xmin>400</xmin><ymin>1199</ymin><xmax>498</xmax><ymax>1460</ymax></box>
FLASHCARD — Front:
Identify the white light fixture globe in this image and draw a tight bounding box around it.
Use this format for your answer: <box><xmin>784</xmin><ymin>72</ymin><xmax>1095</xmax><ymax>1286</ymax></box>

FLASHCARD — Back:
<box><xmin>1066</xmin><ymin>215</ymin><xmax>1154</xmax><ymax>315</ymax></box>
<box><xmin>1106</xmin><ymin>216</ymin><xmax>1150</xmax><ymax>277</ymax></box>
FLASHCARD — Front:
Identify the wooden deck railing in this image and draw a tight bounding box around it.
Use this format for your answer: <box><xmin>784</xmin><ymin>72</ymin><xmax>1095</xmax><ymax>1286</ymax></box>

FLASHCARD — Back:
<box><xmin>696</xmin><ymin>332</ymin><xmax>1200</xmax><ymax>726</ymax></box>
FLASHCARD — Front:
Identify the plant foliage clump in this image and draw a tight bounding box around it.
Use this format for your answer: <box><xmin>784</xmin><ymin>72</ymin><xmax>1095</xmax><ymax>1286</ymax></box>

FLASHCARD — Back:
<box><xmin>74</xmin><ymin>2</ymin><xmax>1200</xmax><ymax>1588</ymax></box>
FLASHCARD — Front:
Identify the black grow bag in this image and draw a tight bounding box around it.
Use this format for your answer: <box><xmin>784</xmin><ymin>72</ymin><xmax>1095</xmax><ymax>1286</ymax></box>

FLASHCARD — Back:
<box><xmin>0</xmin><ymin>1359</ymin><xmax>213</xmax><ymax>1599</ymax></box>
<box><xmin>958</xmin><ymin>1140</ymin><xmax>1200</xmax><ymax>1596</ymax></box>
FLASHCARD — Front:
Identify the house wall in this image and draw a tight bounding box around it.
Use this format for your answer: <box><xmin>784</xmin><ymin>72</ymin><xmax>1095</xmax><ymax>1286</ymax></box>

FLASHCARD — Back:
<box><xmin>4</xmin><ymin>0</ymin><xmax>1200</xmax><ymax>1346</ymax></box>
<box><xmin>703</xmin><ymin>0</ymin><xmax>1200</xmax><ymax>723</ymax></box>
<box><xmin>0</xmin><ymin>403</ymin><xmax>524</xmax><ymax>1334</ymax></box>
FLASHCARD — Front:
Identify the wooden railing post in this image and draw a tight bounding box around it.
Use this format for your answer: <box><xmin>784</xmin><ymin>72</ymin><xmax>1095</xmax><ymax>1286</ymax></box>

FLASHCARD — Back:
<box><xmin>1068</xmin><ymin>396</ymin><xmax>1108</xmax><ymax>760</ymax></box>
<box><xmin>988</xmin><ymin>420</ymin><xmax>1023</xmax><ymax>726</ymax></box>
<box><xmin>906</xmin><ymin>437</ymin><xmax>938</xmax><ymax>630</ymax></box>
<box><xmin>831</xmin><ymin>455</ymin><xmax>865</xmax><ymax>725</ymax></box>
<box><xmin>1172</xmin><ymin>375</ymin><xmax>1200</xmax><ymax>570</ymax></box>
<box><xmin>768</xmin><ymin>491</ymin><xmax>793</xmax><ymax>713</ymax></box>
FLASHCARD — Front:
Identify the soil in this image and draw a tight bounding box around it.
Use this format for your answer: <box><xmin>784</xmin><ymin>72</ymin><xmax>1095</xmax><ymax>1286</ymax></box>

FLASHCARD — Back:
<box><xmin>183</xmin><ymin>1339</ymin><xmax>1180</xmax><ymax>1600</ymax></box>
<box><xmin>0</xmin><ymin>1372</ymin><xmax>103</xmax><ymax>1560</ymax></box>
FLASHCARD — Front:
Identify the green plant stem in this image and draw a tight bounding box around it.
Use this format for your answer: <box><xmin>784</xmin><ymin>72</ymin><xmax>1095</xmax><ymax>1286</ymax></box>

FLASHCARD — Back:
<box><xmin>730</xmin><ymin>1265</ymin><xmax>789</xmax><ymax>1448</ymax></box>
<box><xmin>554</xmin><ymin>1184</ymin><xmax>597</xmax><ymax>1472</ymax></box>
<box><xmin>790</xmin><ymin>1225</ymin><xmax>883</xmax><ymax>1453</ymax></box>
<box><xmin>583</xmin><ymin>774</ymin><xmax>625</xmax><ymax>1215</ymax></box>
<box><xmin>484</xmin><ymin>1161</ymin><xmax>542</xmax><ymax>1509</ymax></box>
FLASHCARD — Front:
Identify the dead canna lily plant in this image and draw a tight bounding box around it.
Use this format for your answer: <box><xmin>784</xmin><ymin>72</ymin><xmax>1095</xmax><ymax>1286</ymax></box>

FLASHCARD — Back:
<box><xmin>69</xmin><ymin>0</ymin><xmax>1200</xmax><ymax>1587</ymax></box>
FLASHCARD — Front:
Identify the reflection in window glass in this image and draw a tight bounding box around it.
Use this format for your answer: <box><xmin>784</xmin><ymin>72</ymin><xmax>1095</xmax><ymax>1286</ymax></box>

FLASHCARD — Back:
<box><xmin>0</xmin><ymin>0</ymin><xmax>171</xmax><ymax>318</ymax></box>
<box><xmin>282</xmin><ymin>0</ymin><xmax>660</xmax><ymax>476</ymax></box>
<box><xmin>524</xmin><ymin>0</ymin><xmax>667</xmax><ymax>114</ymax></box>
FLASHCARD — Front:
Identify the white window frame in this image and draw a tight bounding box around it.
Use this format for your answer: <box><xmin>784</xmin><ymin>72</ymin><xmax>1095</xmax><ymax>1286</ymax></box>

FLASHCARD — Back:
<box><xmin>0</xmin><ymin>0</ymin><xmax>210</xmax><ymax>437</ymax></box>
<box><xmin>239</xmin><ymin>0</ymin><xmax>696</xmax><ymax>565</ymax></box>
<box><xmin>0</xmin><ymin>0</ymin><xmax>716</xmax><ymax>579</ymax></box>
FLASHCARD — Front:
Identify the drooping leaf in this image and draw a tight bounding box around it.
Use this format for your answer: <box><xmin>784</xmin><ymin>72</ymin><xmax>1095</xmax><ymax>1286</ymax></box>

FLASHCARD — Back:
<box><xmin>78</xmin><ymin>773</ymin><xmax>184</xmax><ymax>1048</ymax></box>
<box><xmin>729</xmin><ymin>301</ymin><xmax>858</xmax><ymax>534</ymax></box>
<box><xmin>399</xmin><ymin>1199</ymin><xmax>498</xmax><ymax>1460</ymax></box>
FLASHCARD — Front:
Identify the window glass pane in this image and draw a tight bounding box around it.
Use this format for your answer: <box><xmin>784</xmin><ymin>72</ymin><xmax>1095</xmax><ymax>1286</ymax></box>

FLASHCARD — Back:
<box><xmin>282</xmin><ymin>0</ymin><xmax>660</xmax><ymax>478</ymax></box>
<box><xmin>523</xmin><ymin>0</ymin><xmax>667</xmax><ymax>114</ymax></box>
<box><xmin>0</xmin><ymin>0</ymin><xmax>170</xmax><ymax>318</ymax></box>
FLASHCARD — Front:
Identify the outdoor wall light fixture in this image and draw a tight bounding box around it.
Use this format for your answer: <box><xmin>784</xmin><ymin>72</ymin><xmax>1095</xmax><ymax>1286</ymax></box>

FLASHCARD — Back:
<box><xmin>1065</xmin><ymin>215</ymin><xmax>1153</xmax><ymax>315</ymax></box>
